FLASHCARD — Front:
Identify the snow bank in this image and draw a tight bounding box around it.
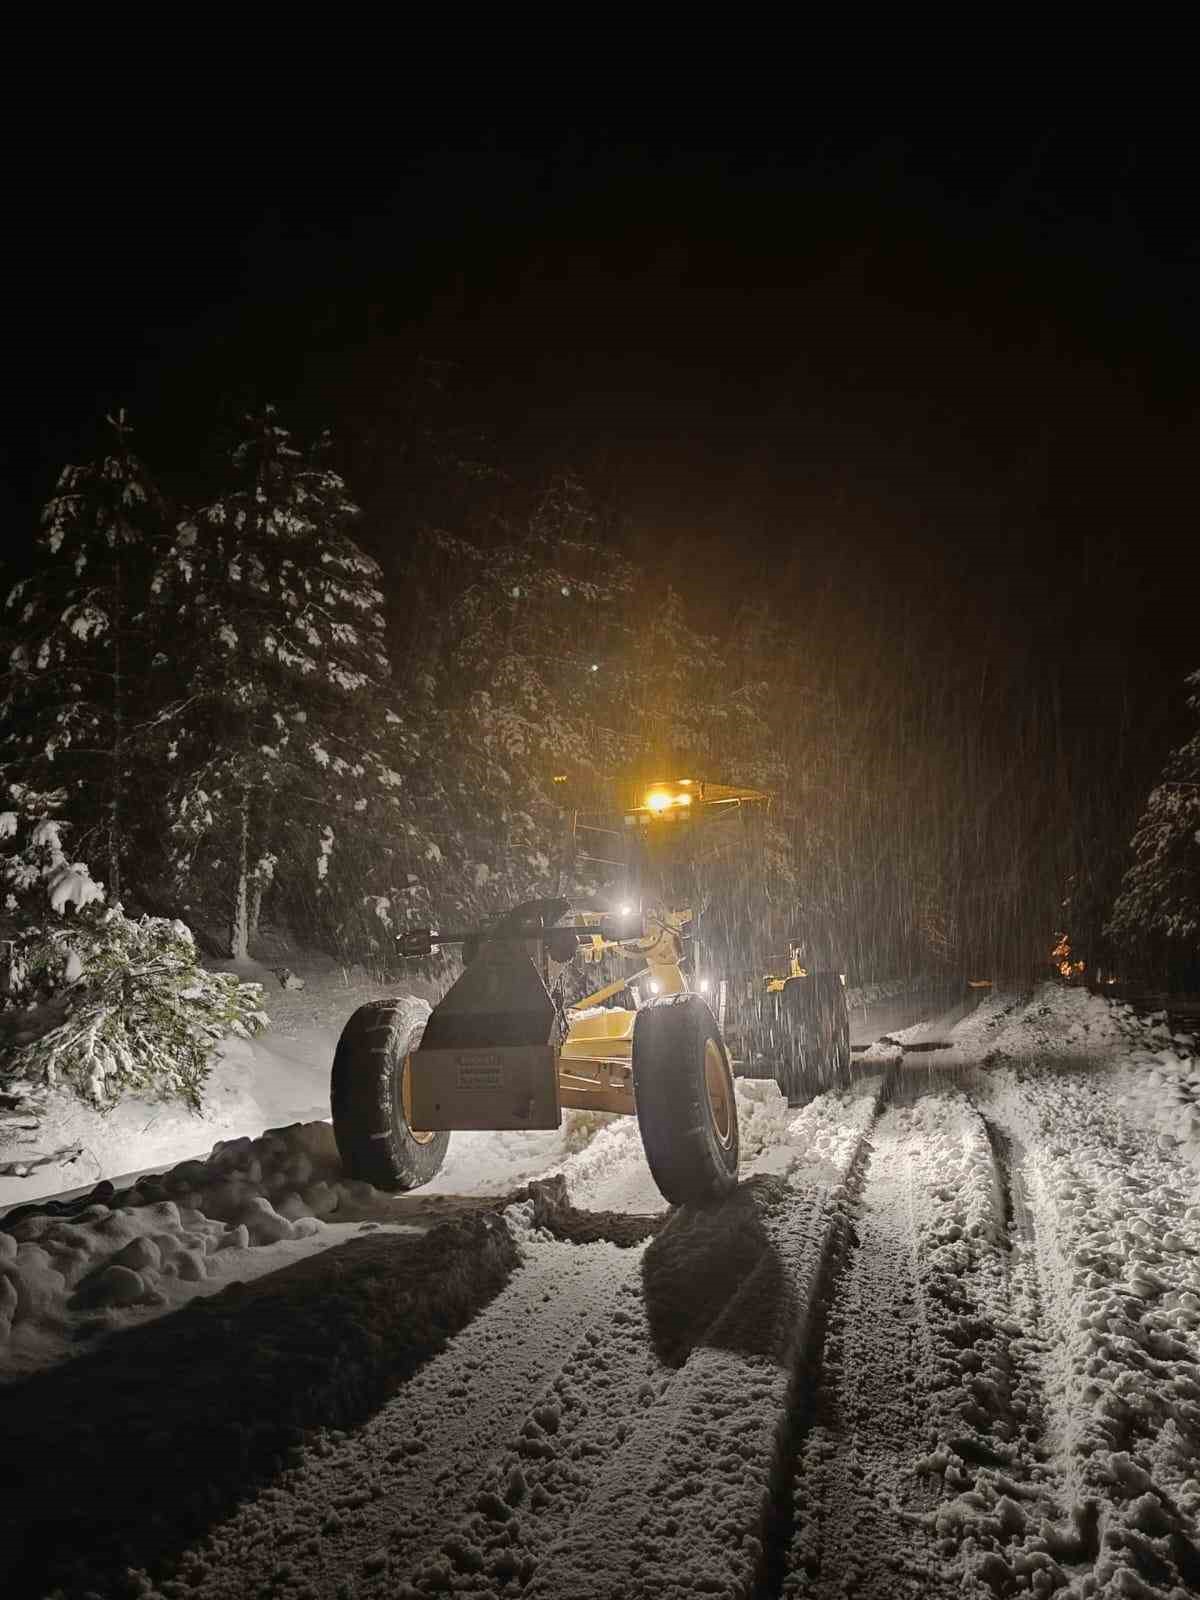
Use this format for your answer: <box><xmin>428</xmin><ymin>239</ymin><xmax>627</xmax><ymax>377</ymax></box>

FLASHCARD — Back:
<box><xmin>740</xmin><ymin>1073</ymin><xmax>885</xmax><ymax>1183</ymax></box>
<box><xmin>0</xmin><ymin>1119</ymin><xmax>410</xmax><ymax>1380</ymax></box>
<box><xmin>0</xmin><ymin>1029</ymin><xmax>334</xmax><ymax>1208</ymax></box>
<box><xmin>1113</xmin><ymin>1024</ymin><xmax>1200</xmax><ymax>1172</ymax></box>
<box><xmin>0</xmin><ymin>961</ymin><xmax>407</xmax><ymax>1208</ymax></box>
<box><xmin>946</xmin><ymin>982</ymin><xmax>1200</xmax><ymax>1175</ymax></box>
<box><xmin>423</xmin><ymin>1075</ymin><xmax>849</xmax><ymax>1211</ymax></box>
<box><xmin>424</xmin><ymin>1108</ymin><xmax>642</xmax><ymax>1203</ymax></box>
<box><xmin>950</xmin><ymin>981</ymin><xmax>1130</xmax><ymax>1063</ymax></box>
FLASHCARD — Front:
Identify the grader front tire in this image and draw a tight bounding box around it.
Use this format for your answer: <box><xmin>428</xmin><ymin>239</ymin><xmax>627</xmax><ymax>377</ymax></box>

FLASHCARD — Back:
<box><xmin>633</xmin><ymin>994</ymin><xmax>739</xmax><ymax>1206</ymax></box>
<box><xmin>331</xmin><ymin>998</ymin><xmax>449</xmax><ymax>1191</ymax></box>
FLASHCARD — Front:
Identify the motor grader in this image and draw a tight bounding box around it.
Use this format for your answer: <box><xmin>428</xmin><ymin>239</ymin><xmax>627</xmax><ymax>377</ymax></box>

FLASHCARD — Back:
<box><xmin>331</xmin><ymin>778</ymin><xmax>850</xmax><ymax>1206</ymax></box>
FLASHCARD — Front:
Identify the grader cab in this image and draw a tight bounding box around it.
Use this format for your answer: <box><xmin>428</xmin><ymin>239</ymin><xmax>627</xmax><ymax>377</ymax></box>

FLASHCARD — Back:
<box><xmin>331</xmin><ymin>777</ymin><xmax>850</xmax><ymax>1206</ymax></box>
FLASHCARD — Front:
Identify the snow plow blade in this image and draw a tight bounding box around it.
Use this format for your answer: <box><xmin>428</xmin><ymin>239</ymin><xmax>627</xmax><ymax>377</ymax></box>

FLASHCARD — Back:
<box><xmin>407</xmin><ymin>1044</ymin><xmax>561</xmax><ymax>1130</ymax></box>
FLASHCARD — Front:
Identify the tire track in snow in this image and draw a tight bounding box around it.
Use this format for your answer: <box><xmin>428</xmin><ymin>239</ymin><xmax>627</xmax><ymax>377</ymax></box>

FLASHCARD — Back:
<box><xmin>981</xmin><ymin>1066</ymin><xmax>1200</xmax><ymax>1596</ymax></box>
<box><xmin>327</xmin><ymin>1076</ymin><xmax>879</xmax><ymax>1600</ymax></box>
<box><xmin>183</xmin><ymin>1238</ymin><xmax>645</xmax><ymax>1599</ymax></box>
<box><xmin>776</xmin><ymin>1081</ymin><xmax>1088</xmax><ymax>1599</ymax></box>
<box><xmin>529</xmin><ymin>1151</ymin><xmax>882</xmax><ymax>1597</ymax></box>
<box><xmin>90</xmin><ymin>1077</ymin><xmax>889</xmax><ymax>1600</ymax></box>
<box><xmin>774</xmin><ymin>1103</ymin><xmax>957</xmax><ymax>1599</ymax></box>
<box><xmin>889</xmin><ymin>1089</ymin><xmax>1076</xmax><ymax>1598</ymax></box>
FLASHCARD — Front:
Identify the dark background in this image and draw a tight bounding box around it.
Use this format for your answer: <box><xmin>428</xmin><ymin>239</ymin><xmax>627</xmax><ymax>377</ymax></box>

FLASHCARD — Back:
<box><xmin>6</xmin><ymin>80</ymin><xmax>1197</xmax><ymax>743</ymax></box>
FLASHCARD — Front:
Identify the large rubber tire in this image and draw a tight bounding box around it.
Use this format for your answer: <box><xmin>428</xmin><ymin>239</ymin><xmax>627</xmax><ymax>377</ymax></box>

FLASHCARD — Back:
<box><xmin>776</xmin><ymin>973</ymin><xmax>851</xmax><ymax>1105</ymax></box>
<box><xmin>331</xmin><ymin>997</ymin><xmax>449</xmax><ymax>1191</ymax></box>
<box><xmin>633</xmin><ymin>994</ymin><xmax>739</xmax><ymax>1206</ymax></box>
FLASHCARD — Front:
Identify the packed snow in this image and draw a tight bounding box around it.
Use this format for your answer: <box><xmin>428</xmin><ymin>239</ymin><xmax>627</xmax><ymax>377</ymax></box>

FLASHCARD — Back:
<box><xmin>5</xmin><ymin>977</ymin><xmax>1200</xmax><ymax>1599</ymax></box>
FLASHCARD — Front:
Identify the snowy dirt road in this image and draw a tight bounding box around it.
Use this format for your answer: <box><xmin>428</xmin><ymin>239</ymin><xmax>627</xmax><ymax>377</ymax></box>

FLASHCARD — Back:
<box><xmin>5</xmin><ymin>988</ymin><xmax>1200</xmax><ymax>1599</ymax></box>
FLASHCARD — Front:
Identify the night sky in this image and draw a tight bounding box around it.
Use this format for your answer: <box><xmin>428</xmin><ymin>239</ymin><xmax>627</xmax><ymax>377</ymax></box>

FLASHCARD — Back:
<box><xmin>7</xmin><ymin>86</ymin><xmax>1197</xmax><ymax>746</ymax></box>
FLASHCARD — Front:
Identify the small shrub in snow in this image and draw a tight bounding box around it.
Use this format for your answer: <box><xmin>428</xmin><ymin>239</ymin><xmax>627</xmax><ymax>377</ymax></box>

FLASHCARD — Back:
<box><xmin>4</xmin><ymin>906</ymin><xmax>267</xmax><ymax>1110</ymax></box>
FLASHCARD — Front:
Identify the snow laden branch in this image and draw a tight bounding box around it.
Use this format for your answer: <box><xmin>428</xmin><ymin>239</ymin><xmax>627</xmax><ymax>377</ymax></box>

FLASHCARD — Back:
<box><xmin>4</xmin><ymin>910</ymin><xmax>267</xmax><ymax>1110</ymax></box>
<box><xmin>1</xmin><ymin>807</ymin><xmax>265</xmax><ymax>1111</ymax></box>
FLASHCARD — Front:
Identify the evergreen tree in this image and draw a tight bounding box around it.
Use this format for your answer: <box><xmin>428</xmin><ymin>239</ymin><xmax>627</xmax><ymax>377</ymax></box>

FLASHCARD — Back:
<box><xmin>149</xmin><ymin>409</ymin><xmax>394</xmax><ymax>959</ymax></box>
<box><xmin>438</xmin><ymin>472</ymin><xmax>635</xmax><ymax>774</ymax></box>
<box><xmin>401</xmin><ymin>474</ymin><xmax>636</xmax><ymax>906</ymax></box>
<box><xmin>1</xmin><ymin>414</ymin><xmax>168</xmax><ymax>898</ymax></box>
<box><xmin>1107</xmin><ymin>669</ymin><xmax>1200</xmax><ymax>964</ymax></box>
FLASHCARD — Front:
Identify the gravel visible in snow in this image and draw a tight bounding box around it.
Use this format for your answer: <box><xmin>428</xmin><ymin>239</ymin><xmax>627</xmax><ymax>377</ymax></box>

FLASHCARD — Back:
<box><xmin>950</xmin><ymin>984</ymin><xmax>1132</xmax><ymax>1063</ymax></box>
<box><xmin>947</xmin><ymin>982</ymin><xmax>1200</xmax><ymax>1174</ymax></box>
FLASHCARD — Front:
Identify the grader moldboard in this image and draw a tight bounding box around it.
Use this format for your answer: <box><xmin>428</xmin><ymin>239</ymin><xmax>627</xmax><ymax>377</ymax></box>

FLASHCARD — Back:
<box><xmin>331</xmin><ymin>779</ymin><xmax>851</xmax><ymax>1206</ymax></box>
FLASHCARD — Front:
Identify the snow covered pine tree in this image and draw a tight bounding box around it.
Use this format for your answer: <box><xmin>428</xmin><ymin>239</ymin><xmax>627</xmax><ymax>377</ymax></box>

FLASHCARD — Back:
<box><xmin>1107</xmin><ymin>667</ymin><xmax>1200</xmax><ymax>982</ymax></box>
<box><xmin>1</xmin><ymin>412</ymin><xmax>168</xmax><ymax>899</ymax></box>
<box><xmin>408</xmin><ymin>473</ymin><xmax>637</xmax><ymax>910</ymax></box>
<box><xmin>149</xmin><ymin>409</ymin><xmax>394</xmax><ymax>960</ymax></box>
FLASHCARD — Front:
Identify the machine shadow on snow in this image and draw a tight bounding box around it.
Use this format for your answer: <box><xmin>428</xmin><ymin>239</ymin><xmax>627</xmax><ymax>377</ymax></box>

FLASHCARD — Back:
<box><xmin>0</xmin><ymin>1216</ymin><xmax>517</xmax><ymax>1600</ymax></box>
<box><xmin>641</xmin><ymin>1174</ymin><xmax>797</xmax><ymax>1368</ymax></box>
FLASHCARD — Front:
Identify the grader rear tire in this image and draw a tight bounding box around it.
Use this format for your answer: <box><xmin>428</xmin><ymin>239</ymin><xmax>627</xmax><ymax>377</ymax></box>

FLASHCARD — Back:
<box><xmin>633</xmin><ymin>994</ymin><xmax>739</xmax><ymax>1205</ymax></box>
<box><xmin>331</xmin><ymin>997</ymin><xmax>449</xmax><ymax>1191</ymax></box>
<box><xmin>777</xmin><ymin>974</ymin><xmax>851</xmax><ymax>1105</ymax></box>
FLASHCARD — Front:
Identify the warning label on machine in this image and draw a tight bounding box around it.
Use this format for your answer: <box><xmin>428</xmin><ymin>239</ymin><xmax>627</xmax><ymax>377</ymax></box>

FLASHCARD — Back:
<box><xmin>456</xmin><ymin>1056</ymin><xmax>504</xmax><ymax>1091</ymax></box>
<box><xmin>410</xmin><ymin>1045</ymin><xmax>560</xmax><ymax>1129</ymax></box>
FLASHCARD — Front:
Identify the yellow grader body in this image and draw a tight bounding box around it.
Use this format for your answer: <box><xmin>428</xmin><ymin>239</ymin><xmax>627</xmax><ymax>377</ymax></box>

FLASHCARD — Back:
<box><xmin>330</xmin><ymin>775</ymin><xmax>845</xmax><ymax>1206</ymax></box>
<box><xmin>405</xmin><ymin>903</ymin><xmax>692</xmax><ymax>1129</ymax></box>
